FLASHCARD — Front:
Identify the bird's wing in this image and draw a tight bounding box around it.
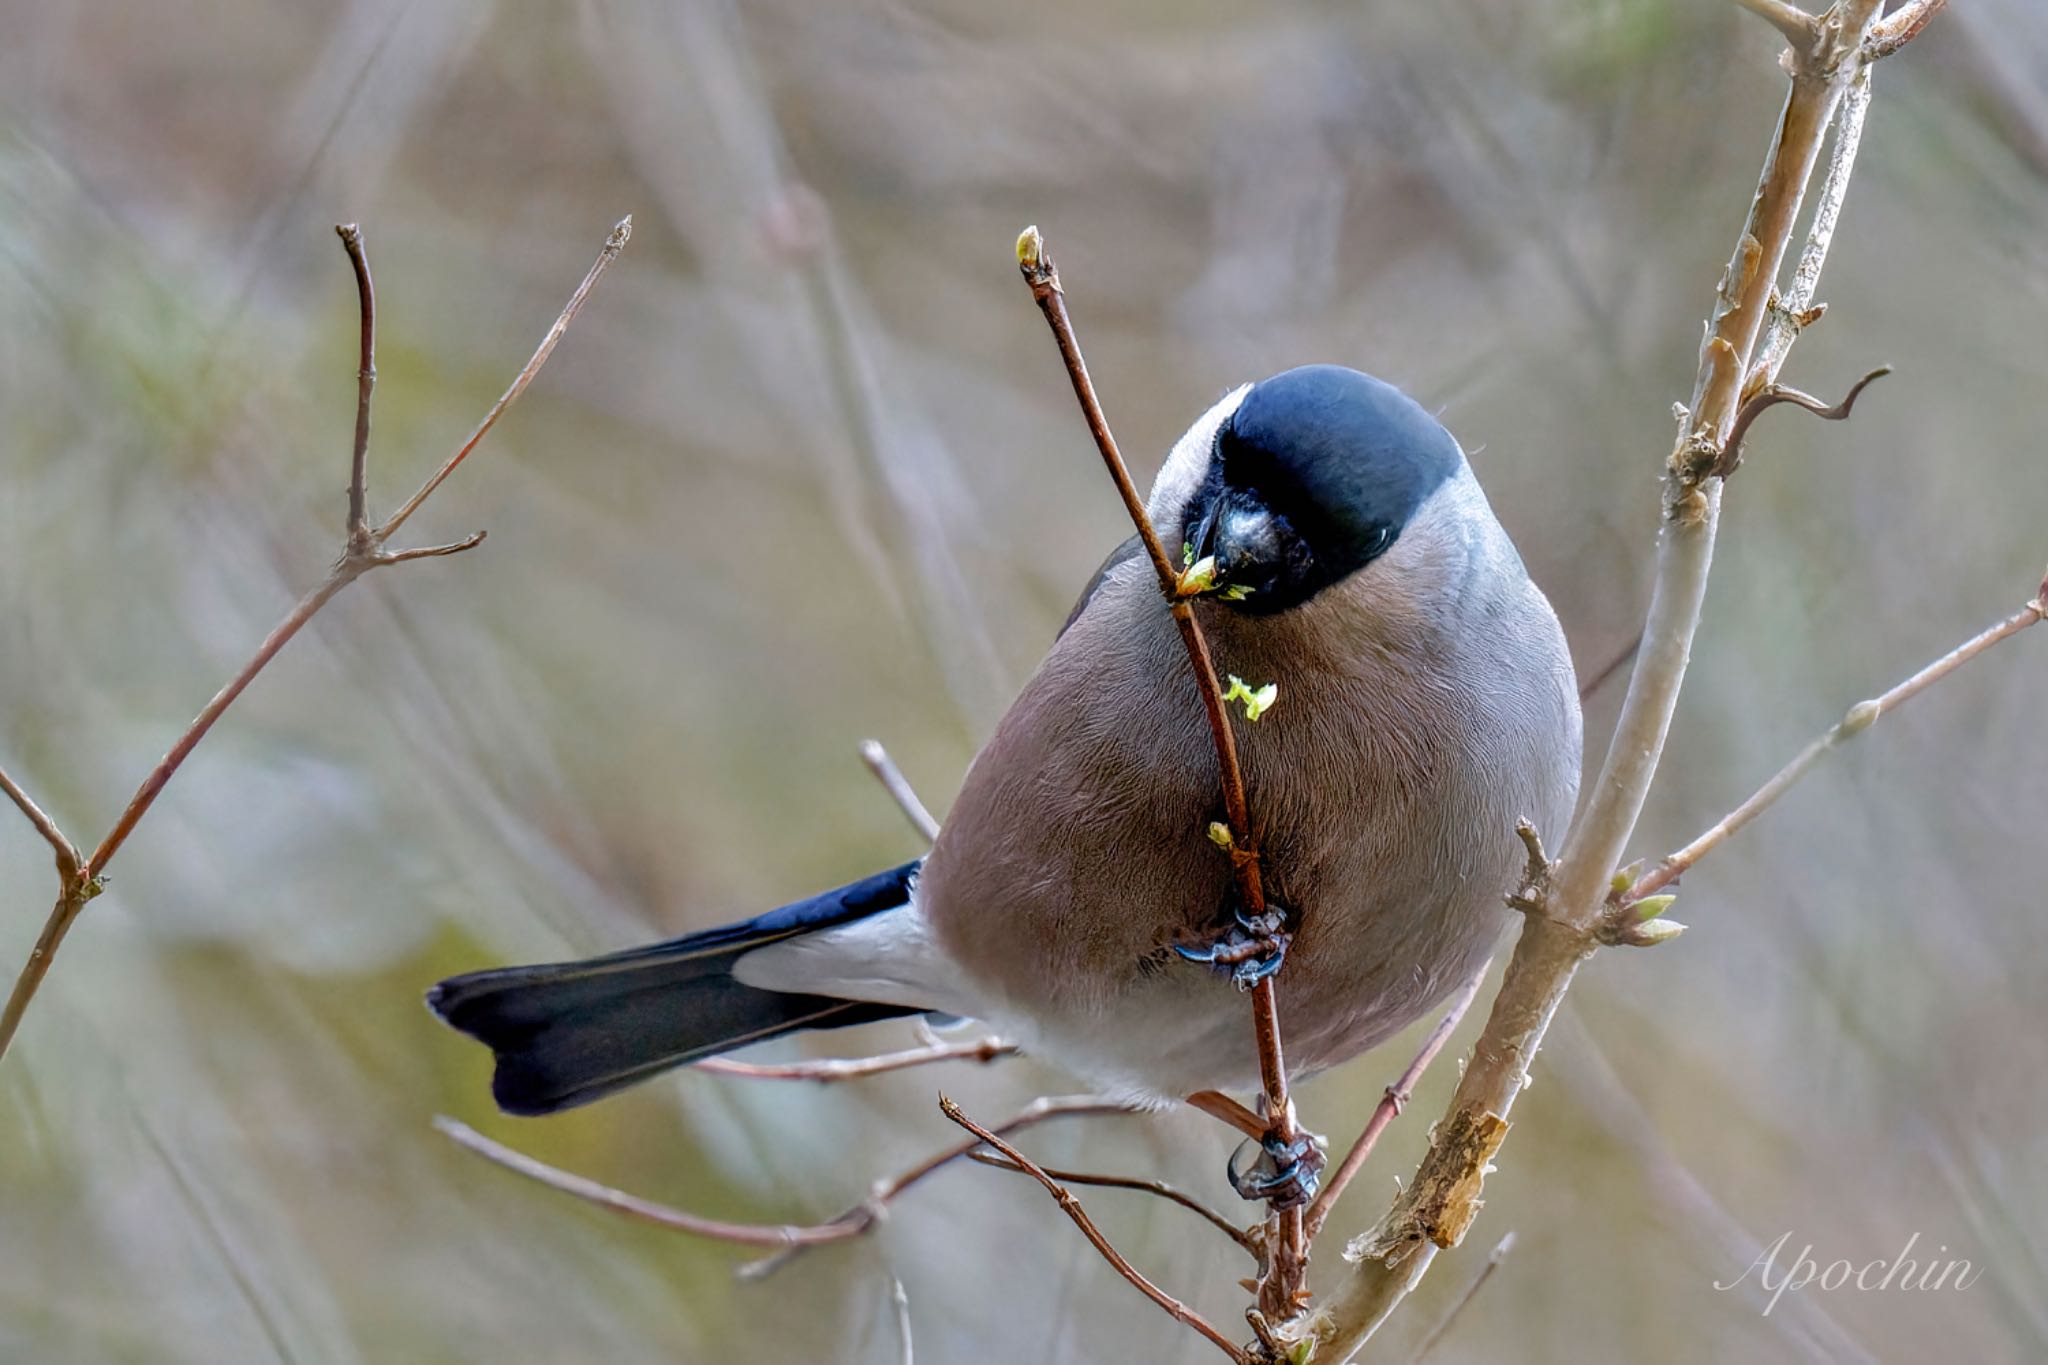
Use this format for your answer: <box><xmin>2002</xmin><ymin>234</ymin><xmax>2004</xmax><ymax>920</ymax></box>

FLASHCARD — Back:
<box><xmin>1059</xmin><ymin>533</ymin><xmax>1145</xmax><ymax>639</ymax></box>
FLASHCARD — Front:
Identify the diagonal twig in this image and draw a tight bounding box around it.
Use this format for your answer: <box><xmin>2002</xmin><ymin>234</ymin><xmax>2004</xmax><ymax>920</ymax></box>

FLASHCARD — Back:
<box><xmin>1406</xmin><ymin>1231</ymin><xmax>1517</xmax><ymax>1364</ymax></box>
<box><xmin>1620</xmin><ymin>582</ymin><xmax>2047</xmax><ymax>909</ymax></box>
<box><xmin>860</xmin><ymin>738</ymin><xmax>941</xmax><ymax>843</ymax></box>
<box><xmin>968</xmin><ymin>1150</ymin><xmax>1260</xmax><ymax>1256</ymax></box>
<box><xmin>0</xmin><ymin>766</ymin><xmax>81</xmax><ymax>883</ymax></box>
<box><xmin>1015</xmin><ymin>225</ymin><xmax>1308</xmax><ymax>1319</ymax></box>
<box><xmin>940</xmin><ymin>1096</ymin><xmax>1251</xmax><ymax>1364</ymax></box>
<box><xmin>1304</xmin><ymin>963</ymin><xmax>1490</xmax><ymax>1240</ymax></box>
<box><xmin>692</xmin><ymin>1035</ymin><xmax>1015</xmax><ymax>1081</ymax></box>
<box><xmin>435</xmin><ymin>1095</ymin><xmax>1137</xmax><ymax>1269</ymax></box>
<box><xmin>0</xmin><ymin>217</ymin><xmax>632</xmax><ymax>1063</ymax></box>
<box><xmin>1714</xmin><ymin>365</ymin><xmax>1891</xmax><ymax>478</ymax></box>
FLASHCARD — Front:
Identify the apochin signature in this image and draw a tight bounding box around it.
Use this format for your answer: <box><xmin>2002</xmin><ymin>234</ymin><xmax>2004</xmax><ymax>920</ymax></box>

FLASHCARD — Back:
<box><xmin>1717</xmin><ymin>1231</ymin><xmax>1982</xmax><ymax>1315</ymax></box>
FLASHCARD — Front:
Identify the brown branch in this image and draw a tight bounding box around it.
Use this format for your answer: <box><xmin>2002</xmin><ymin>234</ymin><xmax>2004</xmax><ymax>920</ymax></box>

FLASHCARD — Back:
<box><xmin>435</xmin><ymin>1096</ymin><xmax>1136</xmax><ymax>1274</ymax></box>
<box><xmin>940</xmin><ymin>1096</ymin><xmax>1251</xmax><ymax>1364</ymax></box>
<box><xmin>859</xmin><ymin>738</ymin><xmax>941</xmax><ymax>842</ymax></box>
<box><xmin>1304</xmin><ymin>963</ymin><xmax>1490</xmax><ymax>1240</ymax></box>
<box><xmin>1713</xmin><ymin>365</ymin><xmax>1890</xmax><ymax>479</ymax></box>
<box><xmin>968</xmin><ymin>1151</ymin><xmax>1259</xmax><ymax>1256</ymax></box>
<box><xmin>1016</xmin><ymin>225</ymin><xmax>1305</xmax><ymax>1316</ymax></box>
<box><xmin>0</xmin><ymin>218</ymin><xmax>632</xmax><ymax>1063</ymax></box>
<box><xmin>1867</xmin><ymin>0</ymin><xmax>1947</xmax><ymax>59</ymax></box>
<box><xmin>1733</xmin><ymin>0</ymin><xmax>1821</xmax><ymax>49</ymax></box>
<box><xmin>336</xmin><ymin>223</ymin><xmax>377</xmax><ymax>549</ymax></box>
<box><xmin>691</xmin><ymin>1034</ymin><xmax>1016</xmax><ymax>1081</ymax></box>
<box><xmin>1621</xmin><ymin>585</ymin><xmax>2047</xmax><ymax>908</ymax></box>
<box><xmin>1187</xmin><ymin>1089</ymin><xmax>1270</xmax><ymax>1140</ymax></box>
<box><xmin>377</xmin><ymin>217</ymin><xmax>632</xmax><ymax>542</ymax></box>
<box><xmin>737</xmin><ymin>1094</ymin><xmax>1141</xmax><ymax>1279</ymax></box>
<box><xmin>1294</xmin><ymin>2</ymin><xmax>1911</xmax><ymax>1353</ymax></box>
<box><xmin>0</xmin><ymin>765</ymin><xmax>81</xmax><ymax>883</ymax></box>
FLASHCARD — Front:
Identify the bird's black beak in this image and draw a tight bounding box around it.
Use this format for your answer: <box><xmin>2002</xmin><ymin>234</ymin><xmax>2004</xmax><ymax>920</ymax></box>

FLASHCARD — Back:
<box><xmin>1177</xmin><ymin>493</ymin><xmax>1281</xmax><ymax>604</ymax></box>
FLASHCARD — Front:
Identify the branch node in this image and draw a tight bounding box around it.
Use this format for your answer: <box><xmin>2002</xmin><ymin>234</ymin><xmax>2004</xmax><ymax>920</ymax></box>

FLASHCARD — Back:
<box><xmin>1503</xmin><ymin>820</ymin><xmax>1553</xmax><ymax>919</ymax></box>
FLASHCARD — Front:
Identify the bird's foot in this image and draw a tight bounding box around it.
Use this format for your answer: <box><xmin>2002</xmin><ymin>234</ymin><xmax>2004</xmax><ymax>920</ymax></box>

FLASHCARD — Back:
<box><xmin>1174</xmin><ymin>905</ymin><xmax>1292</xmax><ymax>990</ymax></box>
<box><xmin>1227</xmin><ymin>1128</ymin><xmax>1327</xmax><ymax>1210</ymax></box>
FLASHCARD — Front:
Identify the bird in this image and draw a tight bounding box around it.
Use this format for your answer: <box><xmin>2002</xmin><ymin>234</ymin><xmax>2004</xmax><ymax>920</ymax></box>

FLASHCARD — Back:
<box><xmin>429</xmin><ymin>364</ymin><xmax>1582</xmax><ymax>1191</ymax></box>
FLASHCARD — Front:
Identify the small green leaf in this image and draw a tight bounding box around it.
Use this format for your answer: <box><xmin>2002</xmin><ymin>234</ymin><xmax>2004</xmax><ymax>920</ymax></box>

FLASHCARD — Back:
<box><xmin>1207</xmin><ymin>821</ymin><xmax>1234</xmax><ymax>849</ymax></box>
<box><xmin>1223</xmin><ymin>674</ymin><xmax>1280</xmax><ymax>722</ymax></box>
<box><xmin>1220</xmin><ymin>583</ymin><xmax>1255</xmax><ymax>601</ymax></box>
<box><xmin>1178</xmin><ymin>555</ymin><xmax>1217</xmax><ymax>596</ymax></box>
<box><xmin>1182</xmin><ymin>540</ymin><xmax>1195</xmax><ymax>568</ymax></box>
<box><xmin>1633</xmin><ymin>893</ymin><xmax>1677</xmax><ymax>921</ymax></box>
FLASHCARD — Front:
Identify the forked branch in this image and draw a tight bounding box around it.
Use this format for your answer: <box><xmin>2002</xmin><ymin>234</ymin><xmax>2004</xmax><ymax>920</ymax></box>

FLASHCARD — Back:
<box><xmin>0</xmin><ymin>217</ymin><xmax>631</xmax><ymax>1062</ymax></box>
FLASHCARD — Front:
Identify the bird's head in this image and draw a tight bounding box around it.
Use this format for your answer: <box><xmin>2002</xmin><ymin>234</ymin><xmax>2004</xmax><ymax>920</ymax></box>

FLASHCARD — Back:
<box><xmin>1167</xmin><ymin>365</ymin><xmax>1465</xmax><ymax>616</ymax></box>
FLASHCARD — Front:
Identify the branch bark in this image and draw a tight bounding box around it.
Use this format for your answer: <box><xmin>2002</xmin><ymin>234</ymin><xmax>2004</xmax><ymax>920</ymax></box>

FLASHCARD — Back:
<box><xmin>0</xmin><ymin>217</ymin><xmax>631</xmax><ymax>1062</ymax></box>
<box><xmin>1291</xmin><ymin>3</ymin><xmax>1908</xmax><ymax>1355</ymax></box>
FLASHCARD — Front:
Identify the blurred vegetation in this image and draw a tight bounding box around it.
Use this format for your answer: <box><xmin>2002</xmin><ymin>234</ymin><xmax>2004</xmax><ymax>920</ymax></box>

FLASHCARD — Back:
<box><xmin>2</xmin><ymin>2</ymin><xmax>2046</xmax><ymax>1362</ymax></box>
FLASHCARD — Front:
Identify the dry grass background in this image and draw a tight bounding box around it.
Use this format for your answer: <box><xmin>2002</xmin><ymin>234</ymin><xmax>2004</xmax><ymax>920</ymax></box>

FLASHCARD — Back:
<box><xmin>2</xmin><ymin>2</ymin><xmax>2046</xmax><ymax>1361</ymax></box>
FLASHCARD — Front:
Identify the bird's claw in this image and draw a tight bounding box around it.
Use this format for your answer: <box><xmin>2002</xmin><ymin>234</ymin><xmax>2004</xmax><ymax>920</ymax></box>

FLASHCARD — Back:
<box><xmin>1173</xmin><ymin>906</ymin><xmax>1292</xmax><ymax>990</ymax></box>
<box><xmin>1227</xmin><ymin>1129</ymin><xmax>1327</xmax><ymax>1210</ymax></box>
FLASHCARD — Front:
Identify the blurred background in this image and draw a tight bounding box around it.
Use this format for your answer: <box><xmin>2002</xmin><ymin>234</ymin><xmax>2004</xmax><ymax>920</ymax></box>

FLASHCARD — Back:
<box><xmin>2</xmin><ymin>1</ymin><xmax>2045</xmax><ymax>1361</ymax></box>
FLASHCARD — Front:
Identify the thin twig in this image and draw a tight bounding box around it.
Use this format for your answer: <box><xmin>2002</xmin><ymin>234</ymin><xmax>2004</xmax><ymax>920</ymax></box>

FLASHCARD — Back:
<box><xmin>378</xmin><ymin>216</ymin><xmax>632</xmax><ymax>541</ymax></box>
<box><xmin>0</xmin><ymin>764</ymin><xmax>81</xmax><ymax>882</ymax></box>
<box><xmin>1304</xmin><ymin>963</ymin><xmax>1490</xmax><ymax>1240</ymax></box>
<box><xmin>692</xmin><ymin>1035</ymin><xmax>1016</xmax><ymax>1081</ymax></box>
<box><xmin>1732</xmin><ymin>0</ymin><xmax>1821</xmax><ymax>49</ymax></box>
<box><xmin>888</xmin><ymin>1277</ymin><xmax>915</xmax><ymax>1365</ymax></box>
<box><xmin>1622</xmin><ymin>588</ymin><xmax>2046</xmax><ymax>907</ymax></box>
<box><xmin>860</xmin><ymin>739</ymin><xmax>941</xmax><ymax>842</ymax></box>
<box><xmin>940</xmin><ymin>1096</ymin><xmax>1250</xmax><ymax>1364</ymax></box>
<box><xmin>968</xmin><ymin>1150</ymin><xmax>1260</xmax><ymax>1255</ymax></box>
<box><xmin>1866</xmin><ymin>0</ymin><xmax>1947</xmax><ymax>59</ymax></box>
<box><xmin>336</xmin><ymin>223</ymin><xmax>376</xmax><ymax>548</ymax></box>
<box><xmin>0</xmin><ymin>218</ymin><xmax>632</xmax><ymax>1062</ymax></box>
<box><xmin>1016</xmin><ymin>226</ymin><xmax>1305</xmax><ymax>1316</ymax></box>
<box><xmin>1406</xmin><ymin>1232</ymin><xmax>1516</xmax><ymax>1364</ymax></box>
<box><xmin>1187</xmin><ymin>1089</ymin><xmax>1269</xmax><ymax>1141</ymax></box>
<box><xmin>1715</xmin><ymin>365</ymin><xmax>1890</xmax><ymax>478</ymax></box>
<box><xmin>437</xmin><ymin>1098</ymin><xmax>1134</xmax><ymax>1268</ymax></box>
<box><xmin>736</xmin><ymin>1095</ymin><xmax>1140</xmax><ymax>1279</ymax></box>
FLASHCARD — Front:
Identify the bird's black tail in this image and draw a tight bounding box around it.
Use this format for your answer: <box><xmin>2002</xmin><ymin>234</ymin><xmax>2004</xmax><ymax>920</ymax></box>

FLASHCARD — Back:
<box><xmin>427</xmin><ymin>861</ymin><xmax>925</xmax><ymax>1115</ymax></box>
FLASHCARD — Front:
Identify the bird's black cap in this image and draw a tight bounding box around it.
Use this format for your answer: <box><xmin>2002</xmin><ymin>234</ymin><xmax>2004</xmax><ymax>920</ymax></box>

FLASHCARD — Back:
<box><xmin>1187</xmin><ymin>365</ymin><xmax>1462</xmax><ymax>613</ymax></box>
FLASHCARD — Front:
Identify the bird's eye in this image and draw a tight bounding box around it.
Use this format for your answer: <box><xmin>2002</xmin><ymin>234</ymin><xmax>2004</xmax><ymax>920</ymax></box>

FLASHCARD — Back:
<box><xmin>1367</xmin><ymin>526</ymin><xmax>1392</xmax><ymax>556</ymax></box>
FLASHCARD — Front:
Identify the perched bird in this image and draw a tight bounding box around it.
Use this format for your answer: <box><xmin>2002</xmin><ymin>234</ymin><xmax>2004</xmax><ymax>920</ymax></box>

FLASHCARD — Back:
<box><xmin>430</xmin><ymin>365</ymin><xmax>1581</xmax><ymax>1174</ymax></box>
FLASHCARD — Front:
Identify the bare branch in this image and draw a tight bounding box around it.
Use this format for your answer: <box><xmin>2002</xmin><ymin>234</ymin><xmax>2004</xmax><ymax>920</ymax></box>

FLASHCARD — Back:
<box><xmin>736</xmin><ymin>1094</ymin><xmax>1140</xmax><ymax>1279</ymax></box>
<box><xmin>888</xmin><ymin>1277</ymin><xmax>914</xmax><ymax>1365</ymax></box>
<box><xmin>860</xmin><ymin>738</ymin><xmax>941</xmax><ymax>842</ymax></box>
<box><xmin>1295</xmin><ymin>3</ymin><xmax>1901</xmax><ymax>1353</ymax></box>
<box><xmin>0</xmin><ymin>764</ymin><xmax>81</xmax><ymax>883</ymax></box>
<box><xmin>1714</xmin><ymin>365</ymin><xmax>1891</xmax><ymax>478</ymax></box>
<box><xmin>1187</xmin><ymin>1089</ymin><xmax>1269</xmax><ymax>1141</ymax></box>
<box><xmin>1867</xmin><ymin>0</ymin><xmax>1947</xmax><ymax>59</ymax></box>
<box><xmin>377</xmin><ymin>531</ymin><xmax>489</xmax><ymax>564</ymax></box>
<box><xmin>1754</xmin><ymin>65</ymin><xmax>1875</xmax><ymax>384</ymax></box>
<box><xmin>1017</xmin><ymin>225</ymin><xmax>1306</xmax><ymax>1315</ymax></box>
<box><xmin>1304</xmin><ymin>963</ymin><xmax>1490</xmax><ymax>1239</ymax></box>
<box><xmin>435</xmin><ymin>1116</ymin><xmax>852</xmax><ymax>1248</ymax></box>
<box><xmin>1732</xmin><ymin>0</ymin><xmax>1821</xmax><ymax>51</ymax></box>
<box><xmin>692</xmin><ymin>1034</ymin><xmax>1015</xmax><ymax>1081</ymax></box>
<box><xmin>940</xmin><ymin>1096</ymin><xmax>1250</xmax><ymax>1364</ymax></box>
<box><xmin>1622</xmin><ymin>588</ymin><xmax>2046</xmax><ymax>908</ymax></box>
<box><xmin>335</xmin><ymin>223</ymin><xmax>377</xmax><ymax>549</ymax></box>
<box><xmin>0</xmin><ymin>218</ymin><xmax>632</xmax><ymax>1063</ymax></box>
<box><xmin>378</xmin><ymin>216</ymin><xmax>632</xmax><ymax>542</ymax></box>
<box><xmin>968</xmin><ymin>1151</ymin><xmax>1259</xmax><ymax>1255</ymax></box>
